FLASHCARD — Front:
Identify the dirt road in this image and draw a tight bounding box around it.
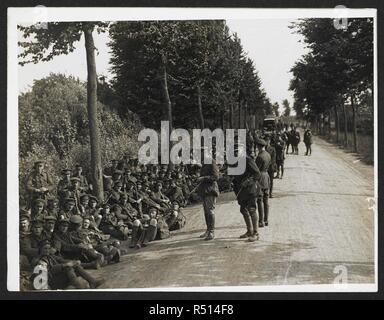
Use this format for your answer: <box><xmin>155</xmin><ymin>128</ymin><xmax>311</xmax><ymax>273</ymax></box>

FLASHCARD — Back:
<box><xmin>95</xmin><ymin>135</ymin><xmax>375</xmax><ymax>289</ymax></box>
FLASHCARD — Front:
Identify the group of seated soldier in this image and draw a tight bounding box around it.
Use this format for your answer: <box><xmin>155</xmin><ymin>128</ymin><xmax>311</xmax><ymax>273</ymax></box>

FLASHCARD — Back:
<box><xmin>20</xmin><ymin>158</ymin><xmax>224</xmax><ymax>290</ymax></box>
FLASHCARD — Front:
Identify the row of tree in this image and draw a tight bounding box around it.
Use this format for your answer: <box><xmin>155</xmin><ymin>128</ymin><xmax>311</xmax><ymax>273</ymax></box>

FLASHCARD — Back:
<box><xmin>18</xmin><ymin>20</ymin><xmax>279</xmax><ymax>200</ymax></box>
<box><xmin>289</xmin><ymin>18</ymin><xmax>373</xmax><ymax>152</ymax></box>
<box><xmin>108</xmin><ymin>20</ymin><xmax>275</xmax><ymax>131</ymax></box>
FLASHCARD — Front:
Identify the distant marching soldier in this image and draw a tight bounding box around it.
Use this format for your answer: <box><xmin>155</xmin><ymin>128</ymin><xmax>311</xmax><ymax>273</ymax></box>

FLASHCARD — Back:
<box><xmin>26</xmin><ymin>161</ymin><xmax>54</xmax><ymax>208</ymax></box>
<box><xmin>255</xmin><ymin>138</ymin><xmax>271</xmax><ymax>227</ymax></box>
<box><xmin>304</xmin><ymin>128</ymin><xmax>313</xmax><ymax>156</ymax></box>
<box><xmin>275</xmin><ymin>134</ymin><xmax>286</xmax><ymax>179</ymax></box>
<box><xmin>232</xmin><ymin>144</ymin><xmax>261</xmax><ymax>242</ymax></box>
<box><xmin>265</xmin><ymin>135</ymin><xmax>277</xmax><ymax>198</ymax></box>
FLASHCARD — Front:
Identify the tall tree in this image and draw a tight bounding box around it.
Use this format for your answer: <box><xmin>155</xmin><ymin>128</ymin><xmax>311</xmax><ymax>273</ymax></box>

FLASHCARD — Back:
<box><xmin>18</xmin><ymin>22</ymin><xmax>109</xmax><ymax>201</ymax></box>
<box><xmin>282</xmin><ymin>99</ymin><xmax>291</xmax><ymax>117</ymax></box>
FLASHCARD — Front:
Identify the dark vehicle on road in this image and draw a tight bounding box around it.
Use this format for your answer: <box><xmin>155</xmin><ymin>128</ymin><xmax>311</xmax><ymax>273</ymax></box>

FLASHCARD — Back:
<box><xmin>263</xmin><ymin>116</ymin><xmax>276</xmax><ymax>135</ymax></box>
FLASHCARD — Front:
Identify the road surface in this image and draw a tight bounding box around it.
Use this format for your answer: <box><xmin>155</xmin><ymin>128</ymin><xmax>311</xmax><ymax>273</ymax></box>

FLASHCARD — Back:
<box><xmin>93</xmin><ymin>134</ymin><xmax>375</xmax><ymax>289</ymax></box>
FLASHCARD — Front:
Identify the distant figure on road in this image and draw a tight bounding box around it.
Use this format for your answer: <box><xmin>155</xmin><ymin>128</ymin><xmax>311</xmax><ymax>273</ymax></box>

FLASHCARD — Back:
<box><xmin>291</xmin><ymin>127</ymin><xmax>301</xmax><ymax>155</ymax></box>
<box><xmin>196</xmin><ymin>148</ymin><xmax>220</xmax><ymax>241</ymax></box>
<box><xmin>265</xmin><ymin>135</ymin><xmax>277</xmax><ymax>198</ymax></box>
<box><xmin>275</xmin><ymin>134</ymin><xmax>286</xmax><ymax>179</ymax></box>
<box><xmin>304</xmin><ymin>128</ymin><xmax>313</xmax><ymax>156</ymax></box>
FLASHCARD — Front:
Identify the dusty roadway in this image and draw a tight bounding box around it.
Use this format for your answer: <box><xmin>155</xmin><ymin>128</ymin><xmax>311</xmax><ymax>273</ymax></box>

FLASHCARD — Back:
<box><xmin>95</xmin><ymin>135</ymin><xmax>375</xmax><ymax>289</ymax></box>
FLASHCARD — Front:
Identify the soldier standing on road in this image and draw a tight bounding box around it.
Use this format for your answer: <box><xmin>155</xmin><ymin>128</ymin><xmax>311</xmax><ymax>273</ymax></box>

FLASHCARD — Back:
<box><xmin>265</xmin><ymin>135</ymin><xmax>277</xmax><ymax>198</ymax></box>
<box><xmin>232</xmin><ymin>144</ymin><xmax>261</xmax><ymax>242</ymax></box>
<box><xmin>255</xmin><ymin>139</ymin><xmax>271</xmax><ymax>227</ymax></box>
<box><xmin>304</xmin><ymin>128</ymin><xmax>313</xmax><ymax>156</ymax></box>
<box><xmin>196</xmin><ymin>148</ymin><xmax>220</xmax><ymax>241</ymax></box>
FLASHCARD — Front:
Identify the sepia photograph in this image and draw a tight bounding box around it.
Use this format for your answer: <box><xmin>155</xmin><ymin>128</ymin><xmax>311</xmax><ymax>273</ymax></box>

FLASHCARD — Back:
<box><xmin>7</xmin><ymin>7</ymin><xmax>377</xmax><ymax>292</ymax></box>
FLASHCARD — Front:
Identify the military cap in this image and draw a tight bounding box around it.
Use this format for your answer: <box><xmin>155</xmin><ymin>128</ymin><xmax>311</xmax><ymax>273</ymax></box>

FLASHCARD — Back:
<box><xmin>61</xmin><ymin>169</ymin><xmax>72</xmax><ymax>174</ymax></box>
<box><xmin>111</xmin><ymin>204</ymin><xmax>122</xmax><ymax>213</ymax></box>
<box><xmin>57</xmin><ymin>217</ymin><xmax>70</xmax><ymax>225</ymax></box>
<box><xmin>75</xmin><ymin>163</ymin><xmax>83</xmax><ymax>168</ymax></box>
<box><xmin>34</xmin><ymin>198</ymin><xmax>46</xmax><ymax>206</ymax></box>
<box><xmin>103</xmin><ymin>203</ymin><xmax>111</xmax><ymax>208</ymax></box>
<box><xmin>255</xmin><ymin>138</ymin><xmax>267</xmax><ymax>147</ymax></box>
<box><xmin>69</xmin><ymin>215</ymin><xmax>83</xmax><ymax>224</ymax></box>
<box><xmin>70</xmin><ymin>177</ymin><xmax>81</xmax><ymax>183</ymax></box>
<box><xmin>64</xmin><ymin>197</ymin><xmax>76</xmax><ymax>204</ymax></box>
<box><xmin>20</xmin><ymin>213</ymin><xmax>30</xmax><ymax>222</ymax></box>
<box><xmin>148</xmin><ymin>206</ymin><xmax>158</xmax><ymax>212</ymax></box>
<box><xmin>34</xmin><ymin>160</ymin><xmax>44</xmax><ymax>166</ymax></box>
<box><xmin>44</xmin><ymin>215</ymin><xmax>57</xmax><ymax>222</ymax></box>
<box><xmin>31</xmin><ymin>218</ymin><xmax>44</xmax><ymax>227</ymax></box>
<box><xmin>47</xmin><ymin>197</ymin><xmax>59</xmax><ymax>204</ymax></box>
<box><xmin>89</xmin><ymin>195</ymin><xmax>98</xmax><ymax>203</ymax></box>
<box><xmin>114</xmin><ymin>180</ymin><xmax>123</xmax><ymax>187</ymax></box>
<box><xmin>80</xmin><ymin>194</ymin><xmax>90</xmax><ymax>200</ymax></box>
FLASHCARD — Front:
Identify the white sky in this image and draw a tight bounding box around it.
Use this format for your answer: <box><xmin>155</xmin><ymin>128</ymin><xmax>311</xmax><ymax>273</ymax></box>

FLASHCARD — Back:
<box><xmin>18</xmin><ymin>19</ymin><xmax>308</xmax><ymax>112</ymax></box>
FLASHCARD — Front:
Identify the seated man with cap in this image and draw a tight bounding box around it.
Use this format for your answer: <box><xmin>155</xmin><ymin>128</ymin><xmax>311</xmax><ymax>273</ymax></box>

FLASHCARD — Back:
<box><xmin>34</xmin><ymin>239</ymin><xmax>105</xmax><ymax>290</ymax></box>
<box><xmin>118</xmin><ymin>192</ymin><xmax>139</xmax><ymax>226</ymax></box>
<box><xmin>58</xmin><ymin>196</ymin><xmax>79</xmax><ymax>221</ymax></box>
<box><xmin>99</xmin><ymin>204</ymin><xmax>129</xmax><ymax>241</ymax></box>
<box><xmin>42</xmin><ymin>215</ymin><xmax>58</xmax><ymax>240</ymax></box>
<box><xmin>31</xmin><ymin>198</ymin><xmax>48</xmax><ymax>220</ymax></box>
<box><xmin>46</xmin><ymin>197</ymin><xmax>60</xmax><ymax>220</ymax></box>
<box><xmin>52</xmin><ymin>217</ymin><xmax>104</xmax><ymax>270</ymax></box>
<box><xmin>82</xmin><ymin>218</ymin><xmax>121</xmax><ymax>264</ymax></box>
<box><xmin>150</xmin><ymin>182</ymin><xmax>172</xmax><ymax>211</ymax></box>
<box><xmin>103</xmin><ymin>159</ymin><xmax>119</xmax><ymax>178</ymax></box>
<box><xmin>73</xmin><ymin>164</ymin><xmax>89</xmax><ymax>193</ymax></box>
<box><xmin>57</xmin><ymin>169</ymin><xmax>72</xmax><ymax>206</ymax></box>
<box><xmin>87</xmin><ymin>195</ymin><xmax>103</xmax><ymax>228</ymax></box>
<box><xmin>163</xmin><ymin>201</ymin><xmax>186</xmax><ymax>231</ymax></box>
<box><xmin>105</xmin><ymin>180</ymin><xmax>124</xmax><ymax>206</ymax></box>
<box><xmin>20</xmin><ymin>217</ymin><xmax>52</xmax><ymax>265</ymax></box>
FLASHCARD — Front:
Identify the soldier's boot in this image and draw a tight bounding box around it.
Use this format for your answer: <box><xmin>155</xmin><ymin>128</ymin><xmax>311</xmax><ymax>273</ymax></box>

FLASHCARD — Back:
<box><xmin>80</xmin><ymin>261</ymin><xmax>100</xmax><ymax>270</ymax></box>
<box><xmin>129</xmin><ymin>225</ymin><xmax>140</xmax><ymax>248</ymax></box>
<box><xmin>205</xmin><ymin>214</ymin><xmax>215</xmax><ymax>241</ymax></box>
<box><xmin>249</xmin><ymin>209</ymin><xmax>259</xmax><ymax>242</ymax></box>
<box><xmin>240</xmin><ymin>213</ymin><xmax>253</xmax><ymax>239</ymax></box>
<box><xmin>257</xmin><ymin>199</ymin><xmax>265</xmax><ymax>228</ymax></box>
<box><xmin>136</xmin><ymin>231</ymin><xmax>146</xmax><ymax>249</ymax></box>
<box><xmin>142</xmin><ymin>225</ymin><xmax>157</xmax><ymax>247</ymax></box>
<box><xmin>74</xmin><ymin>265</ymin><xmax>105</xmax><ymax>289</ymax></box>
<box><xmin>200</xmin><ymin>211</ymin><xmax>209</xmax><ymax>238</ymax></box>
<box><xmin>263</xmin><ymin>197</ymin><xmax>269</xmax><ymax>226</ymax></box>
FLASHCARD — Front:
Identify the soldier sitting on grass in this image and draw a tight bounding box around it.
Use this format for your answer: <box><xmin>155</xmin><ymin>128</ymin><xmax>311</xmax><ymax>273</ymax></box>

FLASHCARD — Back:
<box><xmin>34</xmin><ymin>239</ymin><xmax>105</xmax><ymax>290</ymax></box>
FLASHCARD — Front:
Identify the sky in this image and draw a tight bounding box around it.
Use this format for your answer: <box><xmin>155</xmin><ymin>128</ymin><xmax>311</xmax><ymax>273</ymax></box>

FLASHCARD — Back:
<box><xmin>18</xmin><ymin>19</ymin><xmax>308</xmax><ymax>113</ymax></box>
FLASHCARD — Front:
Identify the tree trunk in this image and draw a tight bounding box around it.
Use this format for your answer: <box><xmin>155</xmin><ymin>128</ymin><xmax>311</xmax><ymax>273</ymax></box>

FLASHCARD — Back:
<box><xmin>351</xmin><ymin>95</ymin><xmax>358</xmax><ymax>152</ymax></box>
<box><xmin>221</xmin><ymin>112</ymin><xmax>225</xmax><ymax>130</ymax></box>
<box><xmin>160</xmin><ymin>56</ymin><xmax>173</xmax><ymax>169</ymax></box>
<box><xmin>335</xmin><ymin>105</ymin><xmax>340</xmax><ymax>144</ymax></box>
<box><xmin>83</xmin><ymin>25</ymin><xmax>103</xmax><ymax>201</ymax></box>
<box><xmin>238</xmin><ymin>100</ymin><xmax>242</xmax><ymax>129</ymax></box>
<box><xmin>160</xmin><ymin>57</ymin><xmax>173</xmax><ymax>133</ymax></box>
<box><xmin>244</xmin><ymin>102</ymin><xmax>248</xmax><ymax>129</ymax></box>
<box><xmin>229</xmin><ymin>103</ymin><xmax>234</xmax><ymax>128</ymax></box>
<box><xmin>343</xmin><ymin>103</ymin><xmax>348</xmax><ymax>147</ymax></box>
<box><xmin>196</xmin><ymin>85</ymin><xmax>204</xmax><ymax>129</ymax></box>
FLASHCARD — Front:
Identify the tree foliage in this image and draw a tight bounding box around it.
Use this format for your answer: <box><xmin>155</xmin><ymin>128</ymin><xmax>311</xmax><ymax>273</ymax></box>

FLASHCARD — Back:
<box><xmin>108</xmin><ymin>20</ymin><xmax>269</xmax><ymax>129</ymax></box>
